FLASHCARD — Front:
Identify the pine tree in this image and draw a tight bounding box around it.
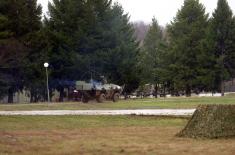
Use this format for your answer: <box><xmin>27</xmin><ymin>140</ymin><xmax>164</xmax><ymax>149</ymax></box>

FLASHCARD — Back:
<box><xmin>168</xmin><ymin>0</ymin><xmax>209</xmax><ymax>96</ymax></box>
<box><xmin>101</xmin><ymin>3</ymin><xmax>140</xmax><ymax>93</ymax></box>
<box><xmin>0</xmin><ymin>0</ymin><xmax>43</xmax><ymax>103</ymax></box>
<box><xmin>138</xmin><ymin>18</ymin><xmax>165</xmax><ymax>95</ymax></box>
<box><xmin>82</xmin><ymin>1</ymin><xmax>140</xmax><ymax>93</ymax></box>
<box><xmin>45</xmin><ymin>0</ymin><xmax>87</xmax><ymax>101</ymax></box>
<box><xmin>0</xmin><ymin>14</ymin><xmax>10</xmax><ymax>39</ymax></box>
<box><xmin>207</xmin><ymin>0</ymin><xmax>235</xmax><ymax>95</ymax></box>
<box><xmin>46</xmin><ymin>0</ymin><xmax>140</xmax><ymax>95</ymax></box>
<box><xmin>230</xmin><ymin>17</ymin><xmax>235</xmax><ymax>76</ymax></box>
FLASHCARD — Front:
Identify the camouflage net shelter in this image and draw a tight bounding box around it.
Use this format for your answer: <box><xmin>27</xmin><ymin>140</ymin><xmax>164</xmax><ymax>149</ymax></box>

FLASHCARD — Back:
<box><xmin>177</xmin><ymin>104</ymin><xmax>235</xmax><ymax>139</ymax></box>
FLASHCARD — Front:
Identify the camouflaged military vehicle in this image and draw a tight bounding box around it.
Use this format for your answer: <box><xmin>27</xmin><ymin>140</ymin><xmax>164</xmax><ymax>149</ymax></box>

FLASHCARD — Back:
<box><xmin>75</xmin><ymin>81</ymin><xmax>122</xmax><ymax>103</ymax></box>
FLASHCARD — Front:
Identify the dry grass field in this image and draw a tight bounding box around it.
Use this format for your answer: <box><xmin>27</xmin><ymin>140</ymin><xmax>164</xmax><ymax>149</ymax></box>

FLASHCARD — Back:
<box><xmin>0</xmin><ymin>116</ymin><xmax>235</xmax><ymax>155</ymax></box>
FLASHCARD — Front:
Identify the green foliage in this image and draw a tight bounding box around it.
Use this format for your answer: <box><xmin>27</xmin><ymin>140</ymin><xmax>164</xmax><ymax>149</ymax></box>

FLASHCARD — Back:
<box><xmin>23</xmin><ymin>30</ymin><xmax>49</xmax><ymax>102</ymax></box>
<box><xmin>167</xmin><ymin>0</ymin><xmax>209</xmax><ymax>95</ymax></box>
<box><xmin>0</xmin><ymin>0</ymin><xmax>139</xmax><ymax>102</ymax></box>
<box><xmin>46</xmin><ymin>0</ymin><xmax>139</xmax><ymax>94</ymax></box>
<box><xmin>206</xmin><ymin>0</ymin><xmax>235</xmax><ymax>92</ymax></box>
<box><xmin>97</xmin><ymin>3</ymin><xmax>140</xmax><ymax>92</ymax></box>
<box><xmin>45</xmin><ymin>0</ymin><xmax>83</xmax><ymax>94</ymax></box>
<box><xmin>138</xmin><ymin>18</ymin><xmax>164</xmax><ymax>85</ymax></box>
<box><xmin>1</xmin><ymin>0</ymin><xmax>235</xmax><ymax>102</ymax></box>
<box><xmin>0</xmin><ymin>14</ymin><xmax>11</xmax><ymax>38</ymax></box>
<box><xmin>137</xmin><ymin>0</ymin><xmax>235</xmax><ymax>96</ymax></box>
<box><xmin>0</xmin><ymin>0</ymin><xmax>43</xmax><ymax>102</ymax></box>
<box><xmin>0</xmin><ymin>39</ymin><xmax>26</xmax><ymax>99</ymax></box>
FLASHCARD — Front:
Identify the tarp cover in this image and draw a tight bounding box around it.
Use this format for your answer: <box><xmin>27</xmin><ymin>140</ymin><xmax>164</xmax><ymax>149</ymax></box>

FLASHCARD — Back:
<box><xmin>177</xmin><ymin>104</ymin><xmax>235</xmax><ymax>139</ymax></box>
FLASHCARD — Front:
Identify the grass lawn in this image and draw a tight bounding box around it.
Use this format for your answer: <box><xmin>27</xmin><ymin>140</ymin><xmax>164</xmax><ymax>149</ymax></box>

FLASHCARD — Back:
<box><xmin>0</xmin><ymin>116</ymin><xmax>235</xmax><ymax>155</ymax></box>
<box><xmin>0</xmin><ymin>96</ymin><xmax>235</xmax><ymax>111</ymax></box>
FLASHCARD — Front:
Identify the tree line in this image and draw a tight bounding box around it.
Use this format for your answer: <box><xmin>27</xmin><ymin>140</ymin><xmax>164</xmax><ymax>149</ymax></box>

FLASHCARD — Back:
<box><xmin>0</xmin><ymin>0</ymin><xmax>139</xmax><ymax>103</ymax></box>
<box><xmin>0</xmin><ymin>0</ymin><xmax>234</xmax><ymax>103</ymax></box>
<box><xmin>138</xmin><ymin>0</ymin><xmax>235</xmax><ymax>97</ymax></box>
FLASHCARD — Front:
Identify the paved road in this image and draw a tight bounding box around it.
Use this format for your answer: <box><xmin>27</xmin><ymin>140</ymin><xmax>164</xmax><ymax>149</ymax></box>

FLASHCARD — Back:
<box><xmin>0</xmin><ymin>109</ymin><xmax>195</xmax><ymax>116</ymax></box>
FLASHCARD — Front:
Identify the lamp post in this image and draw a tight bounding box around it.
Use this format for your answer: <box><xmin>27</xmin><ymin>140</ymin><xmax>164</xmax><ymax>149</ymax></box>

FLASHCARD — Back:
<box><xmin>44</xmin><ymin>62</ymin><xmax>50</xmax><ymax>103</ymax></box>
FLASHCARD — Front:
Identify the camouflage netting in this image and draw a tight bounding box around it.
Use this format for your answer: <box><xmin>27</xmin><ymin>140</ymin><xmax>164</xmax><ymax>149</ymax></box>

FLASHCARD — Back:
<box><xmin>177</xmin><ymin>105</ymin><xmax>235</xmax><ymax>139</ymax></box>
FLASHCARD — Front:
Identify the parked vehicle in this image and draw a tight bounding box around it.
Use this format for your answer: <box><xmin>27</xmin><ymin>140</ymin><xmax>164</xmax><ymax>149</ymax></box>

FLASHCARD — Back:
<box><xmin>75</xmin><ymin>80</ymin><xmax>122</xmax><ymax>103</ymax></box>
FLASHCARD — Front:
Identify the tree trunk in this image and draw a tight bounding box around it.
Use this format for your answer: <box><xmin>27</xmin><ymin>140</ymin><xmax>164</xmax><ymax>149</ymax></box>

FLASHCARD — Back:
<box><xmin>221</xmin><ymin>47</ymin><xmax>225</xmax><ymax>97</ymax></box>
<box><xmin>59</xmin><ymin>87</ymin><xmax>64</xmax><ymax>102</ymax></box>
<box><xmin>221</xmin><ymin>81</ymin><xmax>225</xmax><ymax>96</ymax></box>
<box><xmin>8</xmin><ymin>88</ymin><xmax>14</xmax><ymax>103</ymax></box>
<box><xmin>163</xmin><ymin>84</ymin><xmax>166</xmax><ymax>97</ymax></box>
<box><xmin>30</xmin><ymin>95</ymin><xmax>34</xmax><ymax>103</ymax></box>
<box><xmin>155</xmin><ymin>84</ymin><xmax>158</xmax><ymax>98</ymax></box>
<box><xmin>30</xmin><ymin>90</ymin><xmax>35</xmax><ymax>103</ymax></box>
<box><xmin>48</xmin><ymin>89</ymin><xmax>52</xmax><ymax>102</ymax></box>
<box><xmin>186</xmin><ymin>85</ymin><xmax>191</xmax><ymax>97</ymax></box>
<box><xmin>124</xmin><ymin>92</ymin><xmax>128</xmax><ymax>100</ymax></box>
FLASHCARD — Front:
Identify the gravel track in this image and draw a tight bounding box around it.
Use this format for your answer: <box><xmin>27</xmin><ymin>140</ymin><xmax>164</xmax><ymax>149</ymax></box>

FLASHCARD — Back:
<box><xmin>0</xmin><ymin>109</ymin><xmax>195</xmax><ymax>116</ymax></box>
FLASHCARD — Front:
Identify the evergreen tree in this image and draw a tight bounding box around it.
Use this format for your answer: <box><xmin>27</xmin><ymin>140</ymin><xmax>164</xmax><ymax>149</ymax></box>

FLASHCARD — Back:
<box><xmin>45</xmin><ymin>0</ymin><xmax>86</xmax><ymax>101</ymax></box>
<box><xmin>207</xmin><ymin>0</ymin><xmax>235</xmax><ymax>95</ymax></box>
<box><xmin>0</xmin><ymin>14</ymin><xmax>10</xmax><ymax>38</ymax></box>
<box><xmin>0</xmin><ymin>0</ymin><xmax>43</xmax><ymax>103</ymax></box>
<box><xmin>23</xmin><ymin>30</ymin><xmax>48</xmax><ymax>103</ymax></box>
<box><xmin>0</xmin><ymin>14</ymin><xmax>10</xmax><ymax>98</ymax></box>
<box><xmin>100</xmin><ymin>3</ymin><xmax>140</xmax><ymax>93</ymax></box>
<box><xmin>46</xmin><ymin>0</ymin><xmax>140</xmax><ymax>95</ymax></box>
<box><xmin>138</xmin><ymin>18</ymin><xmax>165</xmax><ymax>95</ymax></box>
<box><xmin>231</xmin><ymin>17</ymin><xmax>235</xmax><ymax>76</ymax></box>
<box><xmin>75</xmin><ymin>0</ymin><xmax>114</xmax><ymax>78</ymax></box>
<box><xmin>78</xmin><ymin>1</ymin><xmax>139</xmax><ymax>93</ymax></box>
<box><xmin>21</xmin><ymin>0</ymin><xmax>46</xmax><ymax>102</ymax></box>
<box><xmin>139</xmin><ymin>18</ymin><xmax>163</xmax><ymax>83</ymax></box>
<box><xmin>168</xmin><ymin>0</ymin><xmax>209</xmax><ymax>96</ymax></box>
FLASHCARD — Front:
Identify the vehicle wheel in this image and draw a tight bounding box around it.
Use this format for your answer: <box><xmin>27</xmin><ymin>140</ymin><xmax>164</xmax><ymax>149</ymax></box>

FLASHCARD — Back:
<box><xmin>113</xmin><ymin>93</ymin><xmax>120</xmax><ymax>102</ymax></box>
<box><xmin>96</xmin><ymin>93</ymin><xmax>106</xmax><ymax>103</ymax></box>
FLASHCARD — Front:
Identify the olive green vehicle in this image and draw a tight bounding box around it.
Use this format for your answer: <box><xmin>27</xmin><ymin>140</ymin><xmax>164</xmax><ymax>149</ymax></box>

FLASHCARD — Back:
<box><xmin>75</xmin><ymin>81</ymin><xmax>122</xmax><ymax>103</ymax></box>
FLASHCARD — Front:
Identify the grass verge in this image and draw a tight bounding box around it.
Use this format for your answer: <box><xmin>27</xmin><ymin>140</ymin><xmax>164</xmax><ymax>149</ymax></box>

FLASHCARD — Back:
<box><xmin>0</xmin><ymin>96</ymin><xmax>235</xmax><ymax>111</ymax></box>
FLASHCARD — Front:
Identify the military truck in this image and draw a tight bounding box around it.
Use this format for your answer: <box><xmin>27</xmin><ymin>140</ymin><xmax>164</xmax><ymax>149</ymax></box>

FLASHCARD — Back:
<box><xmin>75</xmin><ymin>81</ymin><xmax>122</xmax><ymax>103</ymax></box>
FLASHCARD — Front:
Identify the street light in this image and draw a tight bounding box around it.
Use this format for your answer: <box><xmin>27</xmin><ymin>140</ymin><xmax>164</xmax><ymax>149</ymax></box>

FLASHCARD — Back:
<box><xmin>44</xmin><ymin>62</ymin><xmax>50</xmax><ymax>103</ymax></box>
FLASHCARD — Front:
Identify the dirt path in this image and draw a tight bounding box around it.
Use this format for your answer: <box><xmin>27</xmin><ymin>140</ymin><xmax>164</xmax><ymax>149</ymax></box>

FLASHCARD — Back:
<box><xmin>0</xmin><ymin>109</ymin><xmax>195</xmax><ymax>116</ymax></box>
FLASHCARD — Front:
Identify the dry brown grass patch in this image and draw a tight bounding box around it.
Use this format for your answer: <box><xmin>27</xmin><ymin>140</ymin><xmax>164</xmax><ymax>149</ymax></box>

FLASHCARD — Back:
<box><xmin>1</xmin><ymin>127</ymin><xmax>235</xmax><ymax>155</ymax></box>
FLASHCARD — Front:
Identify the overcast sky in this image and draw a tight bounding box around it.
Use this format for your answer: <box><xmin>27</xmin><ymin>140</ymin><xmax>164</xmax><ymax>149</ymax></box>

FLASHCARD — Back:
<box><xmin>38</xmin><ymin>0</ymin><xmax>235</xmax><ymax>26</ymax></box>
